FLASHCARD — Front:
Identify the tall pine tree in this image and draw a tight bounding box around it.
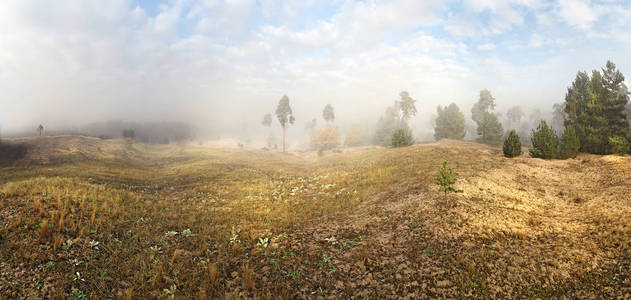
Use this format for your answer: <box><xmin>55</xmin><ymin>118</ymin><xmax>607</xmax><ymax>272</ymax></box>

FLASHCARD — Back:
<box><xmin>472</xmin><ymin>89</ymin><xmax>503</xmax><ymax>145</ymax></box>
<box><xmin>563</xmin><ymin>61</ymin><xmax>630</xmax><ymax>154</ymax></box>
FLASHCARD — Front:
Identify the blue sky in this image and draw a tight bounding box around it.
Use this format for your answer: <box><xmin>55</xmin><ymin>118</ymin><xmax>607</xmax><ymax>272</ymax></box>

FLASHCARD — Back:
<box><xmin>1</xmin><ymin>0</ymin><xmax>630</xmax><ymax>135</ymax></box>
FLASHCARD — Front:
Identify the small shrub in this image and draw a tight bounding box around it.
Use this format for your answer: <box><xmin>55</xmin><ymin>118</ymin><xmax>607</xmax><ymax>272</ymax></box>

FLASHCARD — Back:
<box><xmin>529</xmin><ymin>120</ymin><xmax>559</xmax><ymax>159</ymax></box>
<box><xmin>609</xmin><ymin>136</ymin><xmax>629</xmax><ymax>156</ymax></box>
<box><xmin>391</xmin><ymin>127</ymin><xmax>414</xmax><ymax>147</ymax></box>
<box><xmin>311</xmin><ymin>125</ymin><xmax>341</xmax><ymax>150</ymax></box>
<box><xmin>503</xmin><ymin>130</ymin><xmax>522</xmax><ymax>158</ymax></box>
<box><xmin>560</xmin><ymin>126</ymin><xmax>580</xmax><ymax>158</ymax></box>
<box><xmin>436</xmin><ymin>161</ymin><xmax>463</xmax><ymax>200</ymax></box>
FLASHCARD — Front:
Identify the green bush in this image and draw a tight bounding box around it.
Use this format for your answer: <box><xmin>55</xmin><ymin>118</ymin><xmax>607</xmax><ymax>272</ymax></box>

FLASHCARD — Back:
<box><xmin>529</xmin><ymin>120</ymin><xmax>559</xmax><ymax>159</ymax></box>
<box><xmin>391</xmin><ymin>127</ymin><xmax>414</xmax><ymax>147</ymax></box>
<box><xmin>609</xmin><ymin>136</ymin><xmax>629</xmax><ymax>156</ymax></box>
<box><xmin>503</xmin><ymin>130</ymin><xmax>522</xmax><ymax>158</ymax></box>
<box><xmin>436</xmin><ymin>161</ymin><xmax>463</xmax><ymax>201</ymax></box>
<box><xmin>560</xmin><ymin>126</ymin><xmax>580</xmax><ymax>158</ymax></box>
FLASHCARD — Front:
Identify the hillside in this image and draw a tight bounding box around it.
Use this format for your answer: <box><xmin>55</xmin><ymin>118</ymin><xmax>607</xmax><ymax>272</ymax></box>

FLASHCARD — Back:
<box><xmin>0</xmin><ymin>137</ymin><xmax>629</xmax><ymax>299</ymax></box>
<box><xmin>0</xmin><ymin>136</ymin><xmax>143</xmax><ymax>166</ymax></box>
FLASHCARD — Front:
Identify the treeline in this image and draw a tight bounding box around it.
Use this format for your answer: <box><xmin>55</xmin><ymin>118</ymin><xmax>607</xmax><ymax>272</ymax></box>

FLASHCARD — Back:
<box><xmin>504</xmin><ymin>61</ymin><xmax>631</xmax><ymax>158</ymax></box>
<box><xmin>83</xmin><ymin>121</ymin><xmax>194</xmax><ymax>144</ymax></box>
<box><xmin>263</xmin><ymin>61</ymin><xmax>630</xmax><ymax>157</ymax></box>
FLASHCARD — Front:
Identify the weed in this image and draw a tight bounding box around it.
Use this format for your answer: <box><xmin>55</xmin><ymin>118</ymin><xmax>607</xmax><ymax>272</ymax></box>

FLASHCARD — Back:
<box><xmin>70</xmin><ymin>290</ymin><xmax>87</xmax><ymax>300</ymax></box>
<box><xmin>45</xmin><ymin>261</ymin><xmax>55</xmax><ymax>270</ymax></box>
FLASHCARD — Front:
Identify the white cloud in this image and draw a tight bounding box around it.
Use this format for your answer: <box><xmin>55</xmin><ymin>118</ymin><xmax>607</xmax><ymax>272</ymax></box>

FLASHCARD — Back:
<box><xmin>557</xmin><ymin>0</ymin><xmax>599</xmax><ymax>30</ymax></box>
<box><xmin>1</xmin><ymin>0</ymin><xmax>631</xmax><ymax>135</ymax></box>
<box><xmin>477</xmin><ymin>43</ymin><xmax>496</xmax><ymax>51</ymax></box>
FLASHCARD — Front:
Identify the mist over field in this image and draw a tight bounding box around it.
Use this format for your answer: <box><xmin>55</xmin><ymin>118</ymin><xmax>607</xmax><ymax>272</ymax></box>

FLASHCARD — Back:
<box><xmin>2</xmin><ymin>1</ymin><xmax>631</xmax><ymax>299</ymax></box>
<box><xmin>2</xmin><ymin>0</ymin><xmax>631</xmax><ymax>147</ymax></box>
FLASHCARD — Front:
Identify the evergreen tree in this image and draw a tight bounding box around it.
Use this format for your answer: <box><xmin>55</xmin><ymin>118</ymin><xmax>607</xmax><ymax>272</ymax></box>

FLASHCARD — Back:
<box><xmin>436</xmin><ymin>161</ymin><xmax>463</xmax><ymax>201</ymax></box>
<box><xmin>529</xmin><ymin>120</ymin><xmax>559</xmax><ymax>159</ymax></box>
<box><xmin>608</xmin><ymin>136</ymin><xmax>629</xmax><ymax>156</ymax></box>
<box><xmin>559</xmin><ymin>126</ymin><xmax>580</xmax><ymax>159</ymax></box>
<box><xmin>434</xmin><ymin>103</ymin><xmax>466</xmax><ymax>140</ymax></box>
<box><xmin>275</xmin><ymin>95</ymin><xmax>295</xmax><ymax>152</ymax></box>
<box><xmin>322</xmin><ymin>104</ymin><xmax>335</xmax><ymax>124</ymax></box>
<box><xmin>563</xmin><ymin>61</ymin><xmax>630</xmax><ymax>154</ymax></box>
<box><xmin>503</xmin><ymin>130</ymin><xmax>522</xmax><ymax>158</ymax></box>
<box><xmin>398</xmin><ymin>91</ymin><xmax>417</xmax><ymax>125</ymax></box>
<box><xmin>391</xmin><ymin>127</ymin><xmax>414</xmax><ymax>147</ymax></box>
<box><xmin>472</xmin><ymin>89</ymin><xmax>503</xmax><ymax>145</ymax></box>
<box><xmin>505</xmin><ymin>106</ymin><xmax>523</xmax><ymax>130</ymax></box>
<box><xmin>373</xmin><ymin>102</ymin><xmax>403</xmax><ymax>146</ymax></box>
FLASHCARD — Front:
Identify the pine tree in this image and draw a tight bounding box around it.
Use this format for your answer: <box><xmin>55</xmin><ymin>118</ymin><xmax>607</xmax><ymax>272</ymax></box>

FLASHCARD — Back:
<box><xmin>559</xmin><ymin>126</ymin><xmax>580</xmax><ymax>159</ymax></box>
<box><xmin>609</xmin><ymin>136</ymin><xmax>629</xmax><ymax>156</ymax></box>
<box><xmin>275</xmin><ymin>95</ymin><xmax>295</xmax><ymax>152</ymax></box>
<box><xmin>472</xmin><ymin>89</ymin><xmax>503</xmax><ymax>145</ymax></box>
<box><xmin>391</xmin><ymin>127</ymin><xmax>414</xmax><ymax>147</ymax></box>
<box><xmin>436</xmin><ymin>161</ymin><xmax>463</xmax><ymax>201</ymax></box>
<box><xmin>563</xmin><ymin>61</ymin><xmax>630</xmax><ymax>154</ymax></box>
<box><xmin>503</xmin><ymin>130</ymin><xmax>522</xmax><ymax>158</ymax></box>
<box><xmin>434</xmin><ymin>103</ymin><xmax>466</xmax><ymax>140</ymax></box>
<box><xmin>530</xmin><ymin>120</ymin><xmax>559</xmax><ymax>159</ymax></box>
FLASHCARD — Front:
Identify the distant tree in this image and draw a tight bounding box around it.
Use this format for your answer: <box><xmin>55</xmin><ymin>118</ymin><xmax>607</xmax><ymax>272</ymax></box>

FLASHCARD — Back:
<box><xmin>398</xmin><ymin>91</ymin><xmax>417</xmax><ymax>125</ymax></box>
<box><xmin>529</xmin><ymin>108</ymin><xmax>542</xmax><ymax>126</ymax></box>
<box><xmin>262</xmin><ymin>113</ymin><xmax>272</xmax><ymax>127</ymax></box>
<box><xmin>434</xmin><ymin>103</ymin><xmax>465</xmax><ymax>141</ymax></box>
<box><xmin>471</xmin><ymin>89</ymin><xmax>503</xmax><ymax>145</ymax></box>
<box><xmin>275</xmin><ymin>95</ymin><xmax>295</xmax><ymax>152</ymax></box>
<box><xmin>37</xmin><ymin>124</ymin><xmax>44</xmax><ymax>136</ymax></box>
<box><xmin>322</xmin><ymin>104</ymin><xmax>335</xmax><ymax>124</ymax></box>
<box><xmin>122</xmin><ymin>129</ymin><xmax>136</xmax><ymax>139</ymax></box>
<box><xmin>305</xmin><ymin>118</ymin><xmax>317</xmax><ymax>134</ymax></box>
<box><xmin>551</xmin><ymin>103</ymin><xmax>567</xmax><ymax>134</ymax></box>
<box><xmin>503</xmin><ymin>130</ymin><xmax>522</xmax><ymax>158</ymax></box>
<box><xmin>373</xmin><ymin>102</ymin><xmax>403</xmax><ymax>146</ymax></box>
<box><xmin>311</xmin><ymin>125</ymin><xmax>341</xmax><ymax>150</ymax></box>
<box><xmin>506</xmin><ymin>106</ymin><xmax>523</xmax><ymax>129</ymax></box>
<box><xmin>262</xmin><ymin>113</ymin><xmax>273</xmax><ymax>147</ymax></box>
<box><xmin>559</xmin><ymin>126</ymin><xmax>580</xmax><ymax>159</ymax></box>
<box><xmin>344</xmin><ymin>127</ymin><xmax>363</xmax><ymax>146</ymax></box>
<box><xmin>436</xmin><ymin>161</ymin><xmax>463</xmax><ymax>201</ymax></box>
<box><xmin>529</xmin><ymin>120</ymin><xmax>559</xmax><ymax>159</ymax></box>
<box><xmin>391</xmin><ymin>127</ymin><xmax>414</xmax><ymax>147</ymax></box>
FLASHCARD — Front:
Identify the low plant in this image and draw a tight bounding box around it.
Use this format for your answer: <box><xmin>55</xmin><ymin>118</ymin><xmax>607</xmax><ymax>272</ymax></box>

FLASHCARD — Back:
<box><xmin>436</xmin><ymin>161</ymin><xmax>463</xmax><ymax>201</ymax></box>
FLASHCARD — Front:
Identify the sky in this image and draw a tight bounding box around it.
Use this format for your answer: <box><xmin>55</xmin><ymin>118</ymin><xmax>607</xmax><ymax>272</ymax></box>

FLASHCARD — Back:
<box><xmin>1</xmin><ymin>0</ymin><xmax>631</xmax><ymax>136</ymax></box>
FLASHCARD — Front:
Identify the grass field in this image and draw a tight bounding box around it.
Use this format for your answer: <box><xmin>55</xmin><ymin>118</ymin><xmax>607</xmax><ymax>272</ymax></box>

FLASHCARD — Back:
<box><xmin>0</xmin><ymin>136</ymin><xmax>630</xmax><ymax>299</ymax></box>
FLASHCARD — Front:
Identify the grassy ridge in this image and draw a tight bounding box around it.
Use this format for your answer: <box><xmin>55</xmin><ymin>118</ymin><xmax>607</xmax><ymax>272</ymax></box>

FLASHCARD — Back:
<box><xmin>0</xmin><ymin>139</ymin><xmax>629</xmax><ymax>299</ymax></box>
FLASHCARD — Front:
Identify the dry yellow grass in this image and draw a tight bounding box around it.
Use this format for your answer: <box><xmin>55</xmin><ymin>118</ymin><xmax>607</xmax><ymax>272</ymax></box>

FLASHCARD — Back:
<box><xmin>0</xmin><ymin>136</ymin><xmax>629</xmax><ymax>299</ymax></box>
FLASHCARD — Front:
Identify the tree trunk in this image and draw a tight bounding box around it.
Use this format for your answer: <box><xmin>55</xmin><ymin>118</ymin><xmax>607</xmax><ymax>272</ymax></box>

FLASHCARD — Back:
<box><xmin>282</xmin><ymin>126</ymin><xmax>286</xmax><ymax>152</ymax></box>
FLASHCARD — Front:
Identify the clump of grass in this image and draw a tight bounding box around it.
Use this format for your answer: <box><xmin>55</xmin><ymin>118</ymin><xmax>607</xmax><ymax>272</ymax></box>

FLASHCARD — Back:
<box><xmin>39</xmin><ymin>219</ymin><xmax>49</xmax><ymax>240</ymax></box>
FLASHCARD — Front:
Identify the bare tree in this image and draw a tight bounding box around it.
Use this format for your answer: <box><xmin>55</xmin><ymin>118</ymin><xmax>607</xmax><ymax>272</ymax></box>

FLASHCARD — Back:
<box><xmin>37</xmin><ymin>124</ymin><xmax>44</xmax><ymax>136</ymax></box>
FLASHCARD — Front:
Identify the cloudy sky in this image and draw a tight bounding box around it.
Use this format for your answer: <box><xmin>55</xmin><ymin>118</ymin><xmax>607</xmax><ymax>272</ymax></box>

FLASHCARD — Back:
<box><xmin>1</xmin><ymin>0</ymin><xmax>630</xmax><ymax>134</ymax></box>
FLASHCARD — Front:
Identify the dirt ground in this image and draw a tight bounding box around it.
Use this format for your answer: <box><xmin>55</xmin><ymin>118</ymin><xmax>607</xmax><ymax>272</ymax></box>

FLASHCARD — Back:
<box><xmin>0</xmin><ymin>137</ymin><xmax>629</xmax><ymax>299</ymax></box>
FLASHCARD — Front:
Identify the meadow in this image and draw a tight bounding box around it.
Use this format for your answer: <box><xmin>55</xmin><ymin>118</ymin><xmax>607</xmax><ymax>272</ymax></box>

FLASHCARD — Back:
<box><xmin>0</xmin><ymin>136</ymin><xmax>630</xmax><ymax>299</ymax></box>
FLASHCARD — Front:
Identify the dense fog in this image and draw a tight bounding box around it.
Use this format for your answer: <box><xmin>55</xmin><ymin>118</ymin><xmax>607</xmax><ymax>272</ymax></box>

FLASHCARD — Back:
<box><xmin>1</xmin><ymin>1</ymin><xmax>631</xmax><ymax>149</ymax></box>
